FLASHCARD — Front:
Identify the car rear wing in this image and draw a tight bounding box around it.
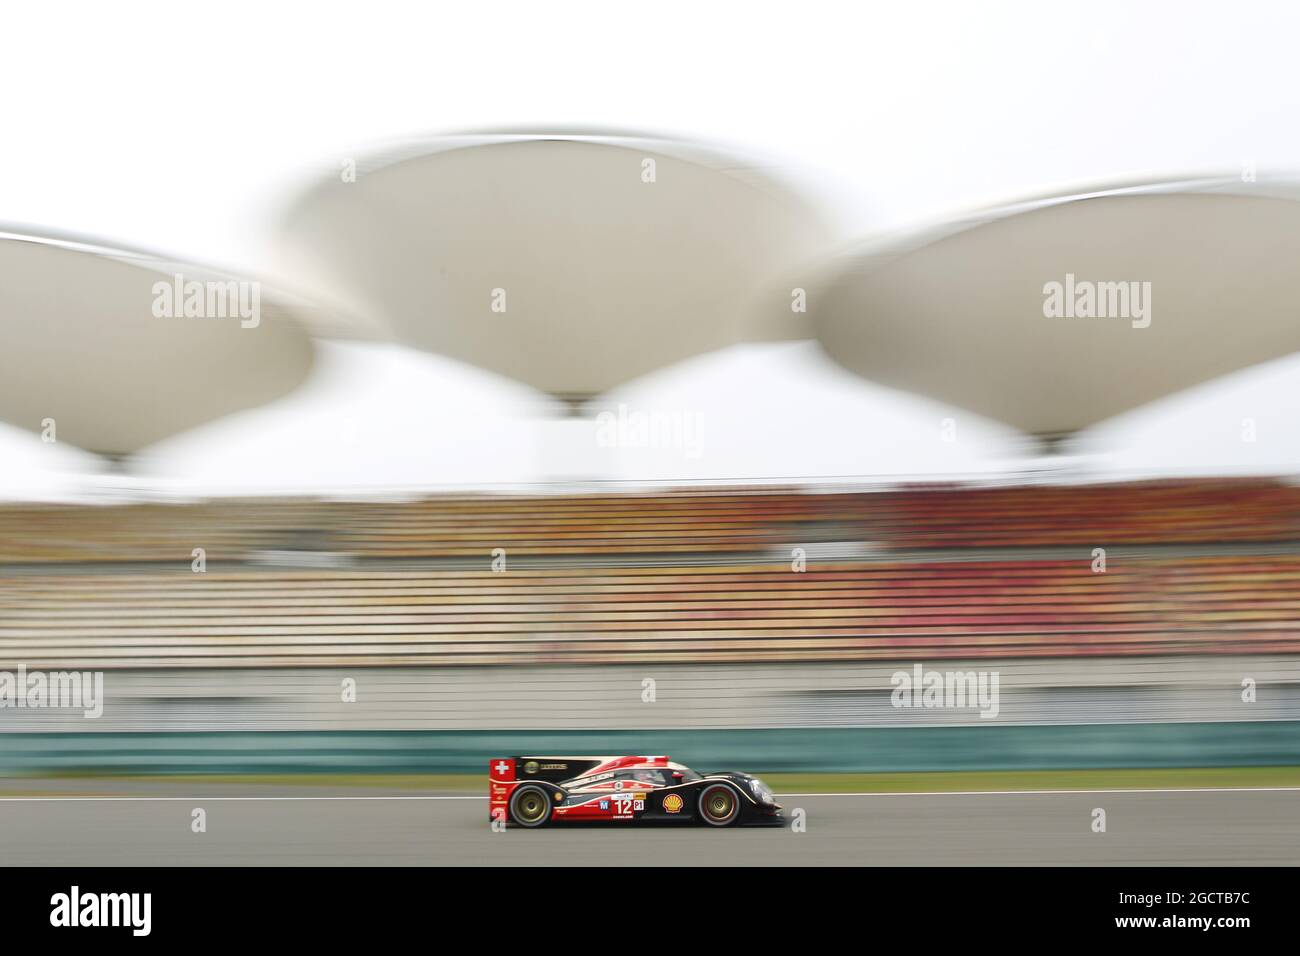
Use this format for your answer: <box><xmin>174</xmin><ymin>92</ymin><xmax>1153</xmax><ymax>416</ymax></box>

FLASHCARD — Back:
<box><xmin>489</xmin><ymin>756</ymin><xmax>606</xmax><ymax>784</ymax></box>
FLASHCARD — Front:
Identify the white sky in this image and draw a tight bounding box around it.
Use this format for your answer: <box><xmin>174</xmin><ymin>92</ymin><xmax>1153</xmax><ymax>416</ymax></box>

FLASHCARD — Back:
<box><xmin>3</xmin><ymin>1</ymin><xmax>1300</xmax><ymax>497</ymax></box>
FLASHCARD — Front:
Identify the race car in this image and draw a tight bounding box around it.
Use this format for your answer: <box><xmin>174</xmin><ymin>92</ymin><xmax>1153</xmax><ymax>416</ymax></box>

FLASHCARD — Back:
<box><xmin>489</xmin><ymin>755</ymin><xmax>782</xmax><ymax>828</ymax></box>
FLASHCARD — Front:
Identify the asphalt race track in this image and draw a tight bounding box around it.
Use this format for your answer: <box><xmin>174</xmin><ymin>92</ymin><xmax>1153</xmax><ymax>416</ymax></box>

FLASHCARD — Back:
<box><xmin>2</xmin><ymin>784</ymin><xmax>1298</xmax><ymax>865</ymax></box>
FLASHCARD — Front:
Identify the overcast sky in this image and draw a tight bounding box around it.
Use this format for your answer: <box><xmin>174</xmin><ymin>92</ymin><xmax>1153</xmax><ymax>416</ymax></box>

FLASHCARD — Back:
<box><xmin>3</xmin><ymin>1</ymin><xmax>1300</xmax><ymax>497</ymax></box>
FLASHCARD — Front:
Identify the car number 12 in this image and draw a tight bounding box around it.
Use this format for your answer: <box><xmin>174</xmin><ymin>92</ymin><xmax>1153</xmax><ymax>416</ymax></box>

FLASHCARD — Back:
<box><xmin>613</xmin><ymin>795</ymin><xmax>641</xmax><ymax>814</ymax></box>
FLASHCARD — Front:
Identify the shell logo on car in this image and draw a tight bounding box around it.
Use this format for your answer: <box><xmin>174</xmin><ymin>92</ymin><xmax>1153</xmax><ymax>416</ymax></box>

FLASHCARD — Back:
<box><xmin>663</xmin><ymin>793</ymin><xmax>684</xmax><ymax>813</ymax></box>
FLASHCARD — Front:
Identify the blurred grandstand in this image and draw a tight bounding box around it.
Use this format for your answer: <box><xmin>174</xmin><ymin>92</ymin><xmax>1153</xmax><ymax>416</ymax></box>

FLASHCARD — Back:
<box><xmin>3</xmin><ymin>479</ymin><xmax>1300</xmax><ymax>670</ymax></box>
<box><xmin>4</xmin><ymin>478</ymin><xmax>1300</xmax><ymax>778</ymax></box>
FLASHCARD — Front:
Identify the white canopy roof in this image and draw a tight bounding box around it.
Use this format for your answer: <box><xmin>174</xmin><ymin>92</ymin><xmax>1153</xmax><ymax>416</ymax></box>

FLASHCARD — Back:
<box><xmin>0</xmin><ymin>230</ymin><xmax>314</xmax><ymax>456</ymax></box>
<box><xmin>811</xmin><ymin>179</ymin><xmax>1300</xmax><ymax>436</ymax></box>
<box><xmin>275</xmin><ymin>134</ymin><xmax>832</xmax><ymax>398</ymax></box>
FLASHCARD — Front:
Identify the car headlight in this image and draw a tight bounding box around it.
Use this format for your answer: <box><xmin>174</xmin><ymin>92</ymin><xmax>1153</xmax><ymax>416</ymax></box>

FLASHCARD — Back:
<box><xmin>749</xmin><ymin>778</ymin><xmax>775</xmax><ymax>804</ymax></box>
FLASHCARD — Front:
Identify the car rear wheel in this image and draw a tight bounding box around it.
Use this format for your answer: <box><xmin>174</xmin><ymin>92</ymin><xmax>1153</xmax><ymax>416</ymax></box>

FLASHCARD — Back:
<box><xmin>509</xmin><ymin>784</ymin><xmax>552</xmax><ymax>828</ymax></box>
<box><xmin>698</xmin><ymin>783</ymin><xmax>740</xmax><ymax>826</ymax></box>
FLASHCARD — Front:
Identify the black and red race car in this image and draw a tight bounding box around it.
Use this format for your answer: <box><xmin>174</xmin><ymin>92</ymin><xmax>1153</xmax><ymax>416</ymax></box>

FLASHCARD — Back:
<box><xmin>489</xmin><ymin>755</ymin><xmax>782</xmax><ymax>828</ymax></box>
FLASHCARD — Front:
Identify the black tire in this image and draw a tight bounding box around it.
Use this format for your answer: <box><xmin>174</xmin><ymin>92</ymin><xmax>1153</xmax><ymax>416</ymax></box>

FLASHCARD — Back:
<box><xmin>698</xmin><ymin>782</ymin><xmax>741</xmax><ymax>827</ymax></box>
<box><xmin>509</xmin><ymin>784</ymin><xmax>552</xmax><ymax>828</ymax></box>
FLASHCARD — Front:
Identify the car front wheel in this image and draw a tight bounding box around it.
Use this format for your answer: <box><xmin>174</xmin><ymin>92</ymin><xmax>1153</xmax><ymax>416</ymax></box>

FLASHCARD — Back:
<box><xmin>698</xmin><ymin>783</ymin><xmax>740</xmax><ymax>826</ymax></box>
